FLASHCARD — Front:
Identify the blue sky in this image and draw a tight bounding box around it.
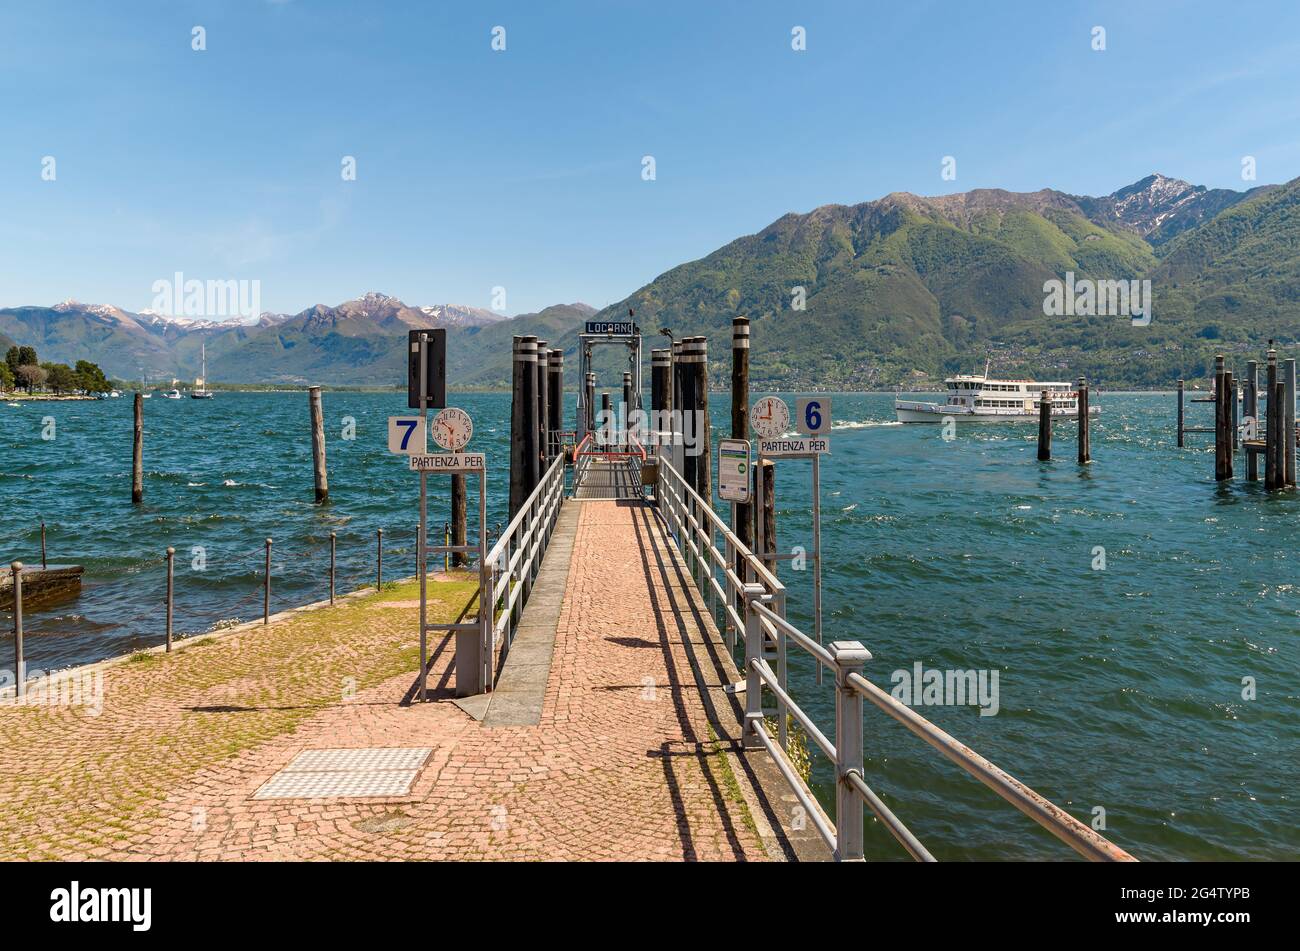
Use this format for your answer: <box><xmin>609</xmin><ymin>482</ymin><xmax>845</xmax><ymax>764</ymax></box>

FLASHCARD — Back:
<box><xmin>2</xmin><ymin>0</ymin><xmax>1299</xmax><ymax>317</ymax></box>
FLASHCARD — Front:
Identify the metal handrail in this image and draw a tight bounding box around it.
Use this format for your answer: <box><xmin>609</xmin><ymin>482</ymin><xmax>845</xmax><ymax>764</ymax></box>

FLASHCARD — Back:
<box><xmin>654</xmin><ymin>455</ymin><xmax>1136</xmax><ymax>863</ymax></box>
<box><xmin>845</xmin><ymin>671</ymin><xmax>1135</xmax><ymax>862</ymax></box>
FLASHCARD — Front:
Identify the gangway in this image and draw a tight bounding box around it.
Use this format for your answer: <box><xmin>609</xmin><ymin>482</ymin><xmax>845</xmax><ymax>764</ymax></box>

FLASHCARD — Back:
<box><xmin>572</xmin><ymin>317</ymin><xmax>646</xmax><ymax>499</ymax></box>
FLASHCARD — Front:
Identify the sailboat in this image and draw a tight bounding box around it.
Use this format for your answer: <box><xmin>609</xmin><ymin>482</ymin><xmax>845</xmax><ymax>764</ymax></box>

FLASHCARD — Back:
<box><xmin>191</xmin><ymin>343</ymin><xmax>214</xmax><ymax>399</ymax></box>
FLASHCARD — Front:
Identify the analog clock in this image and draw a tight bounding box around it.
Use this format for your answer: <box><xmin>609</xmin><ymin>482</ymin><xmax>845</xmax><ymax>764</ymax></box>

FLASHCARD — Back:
<box><xmin>750</xmin><ymin>396</ymin><xmax>790</xmax><ymax>439</ymax></box>
<box><xmin>431</xmin><ymin>407</ymin><xmax>473</xmax><ymax>451</ymax></box>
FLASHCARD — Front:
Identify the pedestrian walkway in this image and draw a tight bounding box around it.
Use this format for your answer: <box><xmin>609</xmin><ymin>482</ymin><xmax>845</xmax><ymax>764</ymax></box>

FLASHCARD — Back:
<box><xmin>0</xmin><ymin>500</ymin><xmax>816</xmax><ymax>861</ymax></box>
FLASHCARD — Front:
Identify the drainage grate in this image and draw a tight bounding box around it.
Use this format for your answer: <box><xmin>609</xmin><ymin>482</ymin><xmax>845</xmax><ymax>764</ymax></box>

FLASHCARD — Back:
<box><xmin>252</xmin><ymin>747</ymin><xmax>432</xmax><ymax>800</ymax></box>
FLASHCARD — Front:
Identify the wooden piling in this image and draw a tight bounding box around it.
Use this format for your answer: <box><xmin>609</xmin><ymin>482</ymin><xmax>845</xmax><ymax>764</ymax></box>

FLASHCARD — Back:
<box><xmin>758</xmin><ymin>460</ymin><xmax>776</xmax><ymax>575</ymax></box>
<box><xmin>308</xmin><ymin>385</ymin><xmax>329</xmax><ymax>503</ymax></box>
<box><xmin>1037</xmin><ymin>390</ymin><xmax>1051</xmax><ymax>461</ymax></box>
<box><xmin>536</xmin><ymin>339</ymin><xmax>550</xmax><ymax>466</ymax></box>
<box><xmin>671</xmin><ymin>339</ymin><xmax>684</xmax><ymax>433</ymax></box>
<box><xmin>1214</xmin><ymin>355</ymin><xmax>1229</xmax><ymax>481</ymax></box>
<box><xmin>1077</xmin><ymin>377</ymin><xmax>1090</xmax><ymax>465</ymax></box>
<box><xmin>132</xmin><ymin>392</ymin><xmax>144</xmax><ymax>504</ymax></box>
<box><xmin>1275</xmin><ymin>380</ymin><xmax>1287</xmax><ymax>491</ymax></box>
<box><xmin>1286</xmin><ymin>358</ymin><xmax>1297</xmax><ymax>488</ymax></box>
<box><xmin>1225</xmin><ymin>370</ymin><xmax>1235</xmax><ymax>479</ymax></box>
<box><xmin>1245</xmin><ymin>360</ymin><xmax>1259</xmax><ymax>481</ymax></box>
<box><xmin>451</xmin><ymin>475</ymin><xmax>467</xmax><ymax>568</ymax></box>
<box><xmin>1176</xmin><ymin>379</ymin><xmax>1185</xmax><ymax>448</ymax></box>
<box><xmin>584</xmin><ymin>371</ymin><xmax>596</xmax><ymax>437</ymax></box>
<box><xmin>510</xmin><ymin>336</ymin><xmax>539</xmax><ymax>518</ymax></box>
<box><xmin>547</xmin><ymin>349</ymin><xmax>563</xmax><ymax>459</ymax></box>
<box><xmin>693</xmin><ymin>337</ymin><xmax>711</xmax><ymax>503</ymax></box>
<box><xmin>1266</xmin><ymin>350</ymin><xmax>1279</xmax><ymax>491</ymax></box>
<box><xmin>680</xmin><ymin>339</ymin><xmax>698</xmax><ymax>490</ymax></box>
<box><xmin>731</xmin><ymin>317</ymin><xmax>753</xmax><ymax>555</ymax></box>
<box><xmin>601</xmin><ymin>392</ymin><xmax>611</xmax><ymax>444</ymax></box>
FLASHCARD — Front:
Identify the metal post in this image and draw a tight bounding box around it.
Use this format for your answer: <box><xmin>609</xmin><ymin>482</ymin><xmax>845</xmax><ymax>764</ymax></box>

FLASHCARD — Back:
<box><xmin>377</xmin><ymin>528</ymin><xmax>383</xmax><ymax>590</ymax></box>
<box><xmin>40</xmin><ymin>522</ymin><xmax>46</xmax><ymax>570</ymax></box>
<box><xmin>832</xmin><ymin>640</ymin><xmax>872</xmax><ymax>862</ymax></box>
<box><xmin>742</xmin><ymin>584</ymin><xmax>766</xmax><ymax>750</ymax></box>
<box><xmin>330</xmin><ymin>532</ymin><xmax>336</xmax><ymax>604</ymax></box>
<box><xmin>812</xmin><ymin>453</ymin><xmax>824</xmax><ymax>686</ymax></box>
<box><xmin>132</xmin><ymin>392</ymin><xmax>144</xmax><ymax>504</ymax></box>
<box><xmin>730</xmin><ymin>317</ymin><xmax>751</xmax><ymax>625</ymax></box>
<box><xmin>418</xmin><ymin>332</ymin><xmax>430</xmax><ymax>701</ymax></box>
<box><xmin>165</xmin><ymin>546</ymin><xmax>174</xmax><ymax>652</ymax></box>
<box><xmin>263</xmin><ymin>538</ymin><xmax>271</xmax><ymax>624</ymax></box>
<box><xmin>11</xmin><ymin>562</ymin><xmax>23</xmax><ymax>699</ymax></box>
<box><xmin>444</xmin><ymin>523</ymin><xmax>451</xmax><ymax>572</ymax></box>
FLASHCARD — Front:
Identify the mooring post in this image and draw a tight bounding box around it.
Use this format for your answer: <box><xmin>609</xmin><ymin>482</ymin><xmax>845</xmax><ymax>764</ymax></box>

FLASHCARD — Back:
<box><xmin>132</xmin><ymin>392</ymin><xmax>144</xmax><ymax>504</ymax></box>
<box><xmin>263</xmin><ymin>538</ymin><xmax>272</xmax><ymax>624</ymax></box>
<box><xmin>308</xmin><ymin>385</ymin><xmax>329</xmax><ymax>503</ymax></box>
<box><xmin>601</xmin><ymin>392</ymin><xmax>611</xmax><ymax>446</ymax></box>
<box><xmin>1231</xmin><ymin>377</ymin><xmax>1240</xmax><ymax>453</ymax></box>
<box><xmin>1285</xmin><ymin>358</ymin><xmax>1296</xmax><ymax>488</ymax></box>
<box><xmin>1176</xmin><ymin>379</ymin><xmax>1185</xmax><ymax>448</ymax></box>
<box><xmin>832</xmin><ymin>640</ymin><xmax>871</xmax><ymax>862</ymax></box>
<box><xmin>329</xmin><ymin>532</ymin><xmax>336</xmax><ymax>604</ymax></box>
<box><xmin>584</xmin><ymin>371</ymin><xmax>596</xmax><ymax>436</ymax></box>
<box><xmin>1266</xmin><ymin>350</ymin><xmax>1278</xmax><ymax>491</ymax></box>
<box><xmin>510</xmin><ymin>336</ymin><xmax>538</xmax><ymax>519</ymax></box>
<box><xmin>165</xmin><ymin>546</ymin><xmax>174</xmax><ymax>652</ymax></box>
<box><xmin>451</xmin><ymin>476</ymin><xmax>467</xmax><ymax>568</ymax></box>
<box><xmin>1225</xmin><ymin>370</ymin><xmax>1235</xmax><ymax>479</ymax></box>
<box><xmin>1214</xmin><ymin>355</ymin><xmax>1228</xmax><ymax>481</ymax></box>
<box><xmin>651</xmin><ymin>348</ymin><xmax>669</xmax><ymax>471</ymax></box>
<box><xmin>694</xmin><ymin>338</ymin><xmax>712</xmax><ymax>506</ymax></box>
<box><xmin>741</xmin><ymin>583</ymin><xmax>767</xmax><ymax>750</ymax></box>
<box><xmin>622</xmin><ymin>370</ymin><xmax>632</xmax><ymax>449</ymax></box>
<box><xmin>1077</xmin><ymin>377</ymin><xmax>1090</xmax><ymax>465</ymax></box>
<box><xmin>1246</xmin><ymin>361</ymin><xmax>1259</xmax><ymax>481</ymax></box>
<box><xmin>40</xmin><ymin>522</ymin><xmax>46</xmax><ymax>570</ymax></box>
<box><xmin>1276</xmin><ymin>380</ymin><xmax>1288</xmax><ymax>491</ymax></box>
<box><xmin>1037</xmin><ymin>390</ymin><xmax>1051</xmax><ymax>461</ymax></box>
<box><xmin>759</xmin><ymin>459</ymin><xmax>777</xmax><ymax>575</ymax></box>
<box><xmin>11</xmin><ymin>562</ymin><xmax>23</xmax><ymax>699</ymax></box>
<box><xmin>536</xmin><ymin>339</ymin><xmax>550</xmax><ymax>466</ymax></box>
<box><xmin>547</xmin><ymin>349</ymin><xmax>563</xmax><ymax>461</ymax></box>
<box><xmin>376</xmin><ymin>528</ymin><xmax>383</xmax><ymax>590</ymax></box>
<box><xmin>678</xmin><ymin>339</ymin><xmax>697</xmax><ymax>491</ymax></box>
<box><xmin>671</xmin><ymin>339</ymin><xmax>684</xmax><ymax>425</ymax></box>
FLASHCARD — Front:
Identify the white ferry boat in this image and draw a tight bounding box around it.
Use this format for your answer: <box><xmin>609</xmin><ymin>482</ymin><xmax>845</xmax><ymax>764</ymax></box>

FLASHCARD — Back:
<box><xmin>895</xmin><ymin>363</ymin><xmax>1100</xmax><ymax>424</ymax></box>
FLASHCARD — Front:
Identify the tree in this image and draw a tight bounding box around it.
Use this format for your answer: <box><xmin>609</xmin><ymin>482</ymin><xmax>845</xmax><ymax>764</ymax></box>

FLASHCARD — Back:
<box><xmin>45</xmin><ymin>363</ymin><xmax>78</xmax><ymax>394</ymax></box>
<box><xmin>16</xmin><ymin>364</ymin><xmax>47</xmax><ymax>393</ymax></box>
<box><xmin>0</xmin><ymin>361</ymin><xmax>13</xmax><ymax>392</ymax></box>
<box><xmin>74</xmin><ymin>360</ymin><xmax>111</xmax><ymax>394</ymax></box>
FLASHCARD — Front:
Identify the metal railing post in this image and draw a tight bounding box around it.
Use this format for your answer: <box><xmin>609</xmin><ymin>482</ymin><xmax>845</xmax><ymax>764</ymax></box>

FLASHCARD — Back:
<box><xmin>776</xmin><ymin>587</ymin><xmax>789</xmax><ymax>752</ymax></box>
<box><xmin>263</xmin><ymin>538</ymin><xmax>272</xmax><ymax>624</ymax></box>
<box><xmin>11</xmin><ymin>562</ymin><xmax>23</xmax><ymax>699</ymax></box>
<box><xmin>165</xmin><ymin>546</ymin><xmax>174</xmax><ymax>652</ymax></box>
<box><xmin>329</xmin><ymin>532</ymin><xmax>336</xmax><ymax>604</ymax></box>
<box><xmin>742</xmin><ymin>583</ymin><xmax>767</xmax><ymax>749</ymax></box>
<box><xmin>40</xmin><ymin>522</ymin><xmax>46</xmax><ymax>570</ymax></box>
<box><xmin>376</xmin><ymin>528</ymin><xmax>383</xmax><ymax>590</ymax></box>
<box><xmin>833</xmin><ymin>639</ymin><xmax>872</xmax><ymax>862</ymax></box>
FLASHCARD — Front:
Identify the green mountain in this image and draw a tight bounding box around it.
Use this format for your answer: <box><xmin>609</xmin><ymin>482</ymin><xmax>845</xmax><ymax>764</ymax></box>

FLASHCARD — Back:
<box><xmin>583</xmin><ymin>173</ymin><xmax>1296</xmax><ymax>388</ymax></box>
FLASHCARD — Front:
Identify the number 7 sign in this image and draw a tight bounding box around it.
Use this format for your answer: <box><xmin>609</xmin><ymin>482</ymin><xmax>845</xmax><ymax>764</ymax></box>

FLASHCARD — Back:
<box><xmin>388</xmin><ymin>416</ymin><xmax>427</xmax><ymax>455</ymax></box>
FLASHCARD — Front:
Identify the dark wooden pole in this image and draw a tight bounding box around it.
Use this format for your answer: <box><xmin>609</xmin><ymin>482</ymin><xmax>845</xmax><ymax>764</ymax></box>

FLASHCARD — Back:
<box><xmin>672</xmin><ymin>339</ymin><xmax>684</xmax><ymax>432</ymax></box>
<box><xmin>547</xmin><ymin>349</ymin><xmax>563</xmax><ymax>458</ymax></box>
<box><xmin>601</xmin><ymin>392</ymin><xmax>611</xmax><ymax>444</ymax></box>
<box><xmin>1225</xmin><ymin>370</ymin><xmax>1235</xmax><ymax>479</ymax></box>
<box><xmin>732</xmin><ymin>317</ymin><xmax>752</xmax><ymax>554</ymax></box>
<box><xmin>535</xmin><ymin>339</ymin><xmax>549</xmax><ymax>468</ymax></box>
<box><xmin>584</xmin><ymin>371</ymin><xmax>596</xmax><ymax>436</ymax></box>
<box><xmin>1245</xmin><ymin>360</ymin><xmax>1259</xmax><ymax>481</ymax></box>
<box><xmin>1037</xmin><ymin>390</ymin><xmax>1051</xmax><ymax>461</ymax></box>
<box><xmin>1275</xmin><ymin>380</ymin><xmax>1287</xmax><ymax>491</ymax></box>
<box><xmin>451</xmin><ymin>475</ymin><xmax>467</xmax><ymax>568</ymax></box>
<box><xmin>1214</xmin><ymin>355</ymin><xmax>1228</xmax><ymax>481</ymax></box>
<box><xmin>694</xmin><ymin>337</ymin><xmax>711</xmax><ymax>503</ymax></box>
<box><xmin>758</xmin><ymin>460</ymin><xmax>776</xmax><ymax>575</ymax></box>
<box><xmin>680</xmin><ymin>339</ymin><xmax>698</xmax><ymax>491</ymax></box>
<box><xmin>510</xmin><ymin>336</ymin><xmax>538</xmax><ymax>518</ymax></box>
<box><xmin>622</xmin><ymin>370</ymin><xmax>632</xmax><ymax>448</ymax></box>
<box><xmin>1286</xmin><ymin>358</ymin><xmax>1297</xmax><ymax>488</ymax></box>
<box><xmin>1266</xmin><ymin>350</ymin><xmax>1279</xmax><ymax>491</ymax></box>
<box><xmin>1176</xmin><ymin>379</ymin><xmax>1185</xmax><ymax>448</ymax></box>
<box><xmin>309</xmin><ymin>385</ymin><xmax>329</xmax><ymax>503</ymax></box>
<box><xmin>1076</xmin><ymin>377</ymin><xmax>1090</xmax><ymax>465</ymax></box>
<box><xmin>132</xmin><ymin>392</ymin><xmax>144</xmax><ymax>503</ymax></box>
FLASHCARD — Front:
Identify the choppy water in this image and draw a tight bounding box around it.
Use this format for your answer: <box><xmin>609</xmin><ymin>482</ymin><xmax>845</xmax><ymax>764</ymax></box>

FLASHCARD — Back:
<box><xmin>1</xmin><ymin>391</ymin><xmax>1296</xmax><ymax>860</ymax></box>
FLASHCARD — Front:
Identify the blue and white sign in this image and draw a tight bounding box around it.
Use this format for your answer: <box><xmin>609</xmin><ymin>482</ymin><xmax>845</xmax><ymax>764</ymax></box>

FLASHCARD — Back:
<box><xmin>795</xmin><ymin>397</ymin><xmax>832</xmax><ymax>436</ymax></box>
<box><xmin>388</xmin><ymin>416</ymin><xmax>427</xmax><ymax>455</ymax></box>
<box><xmin>585</xmin><ymin>320</ymin><xmax>635</xmax><ymax>335</ymax></box>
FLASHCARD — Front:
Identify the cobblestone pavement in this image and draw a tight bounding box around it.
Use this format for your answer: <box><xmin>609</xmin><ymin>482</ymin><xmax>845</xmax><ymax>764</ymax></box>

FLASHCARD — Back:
<box><xmin>0</xmin><ymin>501</ymin><xmax>770</xmax><ymax>861</ymax></box>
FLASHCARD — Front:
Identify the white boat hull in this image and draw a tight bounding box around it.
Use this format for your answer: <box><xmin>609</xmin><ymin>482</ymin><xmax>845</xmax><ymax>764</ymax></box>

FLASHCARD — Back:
<box><xmin>895</xmin><ymin>401</ymin><xmax>1101</xmax><ymax>424</ymax></box>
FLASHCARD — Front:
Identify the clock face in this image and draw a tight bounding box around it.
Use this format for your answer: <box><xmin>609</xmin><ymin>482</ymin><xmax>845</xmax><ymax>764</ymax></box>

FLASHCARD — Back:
<box><xmin>750</xmin><ymin>397</ymin><xmax>790</xmax><ymax>439</ymax></box>
<box><xmin>431</xmin><ymin>407</ymin><xmax>473</xmax><ymax>451</ymax></box>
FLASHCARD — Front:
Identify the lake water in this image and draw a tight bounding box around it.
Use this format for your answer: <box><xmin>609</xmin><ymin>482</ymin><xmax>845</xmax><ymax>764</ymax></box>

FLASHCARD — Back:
<box><xmin>1</xmin><ymin>391</ymin><xmax>1295</xmax><ymax>860</ymax></box>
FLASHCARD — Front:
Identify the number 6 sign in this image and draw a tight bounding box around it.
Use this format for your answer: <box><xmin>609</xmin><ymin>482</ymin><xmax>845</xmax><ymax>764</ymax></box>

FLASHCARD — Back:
<box><xmin>388</xmin><ymin>416</ymin><xmax>427</xmax><ymax>455</ymax></box>
<box><xmin>795</xmin><ymin>397</ymin><xmax>831</xmax><ymax>436</ymax></box>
